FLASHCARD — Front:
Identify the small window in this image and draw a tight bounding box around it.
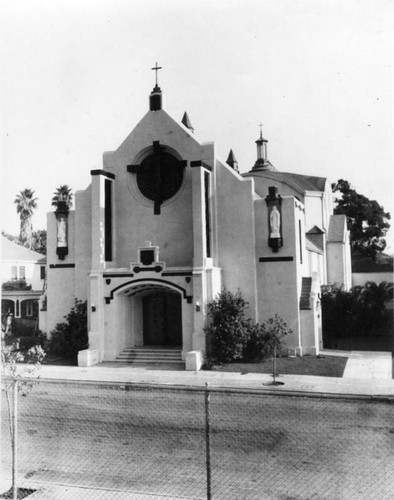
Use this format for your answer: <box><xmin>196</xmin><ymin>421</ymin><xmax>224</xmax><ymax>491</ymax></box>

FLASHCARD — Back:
<box><xmin>11</xmin><ymin>266</ymin><xmax>17</xmax><ymax>280</ymax></box>
<box><xmin>40</xmin><ymin>266</ymin><xmax>46</xmax><ymax>280</ymax></box>
<box><xmin>19</xmin><ymin>266</ymin><xmax>26</xmax><ymax>280</ymax></box>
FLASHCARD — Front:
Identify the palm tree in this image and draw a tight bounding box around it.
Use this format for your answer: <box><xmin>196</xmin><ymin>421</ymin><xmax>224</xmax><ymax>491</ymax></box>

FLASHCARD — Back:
<box><xmin>14</xmin><ymin>189</ymin><xmax>38</xmax><ymax>249</ymax></box>
<box><xmin>51</xmin><ymin>185</ymin><xmax>73</xmax><ymax>212</ymax></box>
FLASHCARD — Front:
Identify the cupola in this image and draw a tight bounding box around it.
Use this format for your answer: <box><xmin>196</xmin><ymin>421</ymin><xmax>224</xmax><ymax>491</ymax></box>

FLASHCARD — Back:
<box><xmin>251</xmin><ymin>125</ymin><xmax>277</xmax><ymax>172</ymax></box>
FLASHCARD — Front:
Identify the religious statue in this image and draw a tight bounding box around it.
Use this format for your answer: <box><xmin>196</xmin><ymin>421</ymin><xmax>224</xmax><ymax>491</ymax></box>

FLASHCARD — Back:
<box><xmin>270</xmin><ymin>206</ymin><xmax>281</xmax><ymax>238</ymax></box>
<box><xmin>57</xmin><ymin>216</ymin><xmax>67</xmax><ymax>247</ymax></box>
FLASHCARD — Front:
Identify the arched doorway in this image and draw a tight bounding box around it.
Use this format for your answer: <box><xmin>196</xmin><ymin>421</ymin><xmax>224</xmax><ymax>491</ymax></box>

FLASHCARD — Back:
<box><xmin>142</xmin><ymin>290</ymin><xmax>182</xmax><ymax>346</ymax></box>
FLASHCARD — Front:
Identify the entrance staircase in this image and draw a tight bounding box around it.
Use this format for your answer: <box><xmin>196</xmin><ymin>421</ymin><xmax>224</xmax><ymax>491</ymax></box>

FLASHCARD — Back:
<box><xmin>115</xmin><ymin>347</ymin><xmax>184</xmax><ymax>364</ymax></box>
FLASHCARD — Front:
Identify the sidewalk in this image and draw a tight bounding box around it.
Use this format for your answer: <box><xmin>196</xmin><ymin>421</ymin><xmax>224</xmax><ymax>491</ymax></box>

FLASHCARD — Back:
<box><xmin>2</xmin><ymin>351</ymin><xmax>393</xmax><ymax>499</ymax></box>
<box><xmin>35</xmin><ymin>350</ymin><xmax>394</xmax><ymax>398</ymax></box>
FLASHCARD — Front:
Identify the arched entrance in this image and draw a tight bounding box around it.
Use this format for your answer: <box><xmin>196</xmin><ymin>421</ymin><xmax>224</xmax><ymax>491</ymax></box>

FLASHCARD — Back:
<box><xmin>142</xmin><ymin>291</ymin><xmax>182</xmax><ymax>346</ymax></box>
<box><xmin>118</xmin><ymin>280</ymin><xmax>186</xmax><ymax>349</ymax></box>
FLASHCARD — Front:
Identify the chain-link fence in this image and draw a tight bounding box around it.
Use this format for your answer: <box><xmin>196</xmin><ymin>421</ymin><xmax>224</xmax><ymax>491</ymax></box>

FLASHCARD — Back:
<box><xmin>1</xmin><ymin>379</ymin><xmax>394</xmax><ymax>499</ymax></box>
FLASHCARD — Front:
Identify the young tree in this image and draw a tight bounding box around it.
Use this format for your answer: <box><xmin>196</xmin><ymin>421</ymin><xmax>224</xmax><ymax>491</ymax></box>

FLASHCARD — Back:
<box><xmin>51</xmin><ymin>185</ymin><xmax>73</xmax><ymax>211</ymax></box>
<box><xmin>332</xmin><ymin>179</ymin><xmax>391</xmax><ymax>258</ymax></box>
<box><xmin>14</xmin><ymin>189</ymin><xmax>38</xmax><ymax>249</ymax></box>
<box><xmin>1</xmin><ymin>340</ymin><xmax>45</xmax><ymax>499</ymax></box>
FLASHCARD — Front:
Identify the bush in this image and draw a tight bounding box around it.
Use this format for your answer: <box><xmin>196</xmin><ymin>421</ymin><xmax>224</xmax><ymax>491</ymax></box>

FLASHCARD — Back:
<box><xmin>205</xmin><ymin>290</ymin><xmax>251</xmax><ymax>364</ymax></box>
<box><xmin>2</xmin><ymin>279</ymin><xmax>31</xmax><ymax>291</ymax></box>
<box><xmin>205</xmin><ymin>289</ymin><xmax>292</xmax><ymax>365</ymax></box>
<box><xmin>49</xmin><ymin>299</ymin><xmax>88</xmax><ymax>358</ymax></box>
<box><xmin>321</xmin><ymin>281</ymin><xmax>393</xmax><ymax>338</ymax></box>
<box><xmin>12</xmin><ymin>318</ymin><xmax>37</xmax><ymax>337</ymax></box>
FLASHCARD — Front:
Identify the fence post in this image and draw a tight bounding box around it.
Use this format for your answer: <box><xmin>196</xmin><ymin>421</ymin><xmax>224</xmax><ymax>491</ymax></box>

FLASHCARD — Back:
<box><xmin>205</xmin><ymin>383</ymin><xmax>212</xmax><ymax>500</ymax></box>
<box><xmin>12</xmin><ymin>380</ymin><xmax>18</xmax><ymax>500</ymax></box>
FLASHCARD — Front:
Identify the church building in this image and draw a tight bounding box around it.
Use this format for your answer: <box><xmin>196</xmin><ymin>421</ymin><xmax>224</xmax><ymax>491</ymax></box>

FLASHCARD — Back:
<box><xmin>42</xmin><ymin>72</ymin><xmax>351</xmax><ymax>369</ymax></box>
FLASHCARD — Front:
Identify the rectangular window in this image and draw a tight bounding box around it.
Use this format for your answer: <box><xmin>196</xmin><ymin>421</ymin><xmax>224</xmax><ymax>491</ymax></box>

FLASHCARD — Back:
<box><xmin>40</xmin><ymin>266</ymin><xmax>46</xmax><ymax>280</ymax></box>
<box><xmin>104</xmin><ymin>179</ymin><xmax>113</xmax><ymax>262</ymax></box>
<box><xmin>299</xmin><ymin>220</ymin><xmax>303</xmax><ymax>264</ymax></box>
<box><xmin>19</xmin><ymin>266</ymin><xmax>26</xmax><ymax>280</ymax></box>
<box><xmin>204</xmin><ymin>171</ymin><xmax>211</xmax><ymax>258</ymax></box>
<box><xmin>11</xmin><ymin>266</ymin><xmax>17</xmax><ymax>280</ymax></box>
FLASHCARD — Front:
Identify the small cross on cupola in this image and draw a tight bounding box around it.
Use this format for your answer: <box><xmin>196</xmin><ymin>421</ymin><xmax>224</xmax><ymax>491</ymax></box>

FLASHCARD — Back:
<box><xmin>251</xmin><ymin>124</ymin><xmax>277</xmax><ymax>172</ymax></box>
<box><xmin>150</xmin><ymin>62</ymin><xmax>163</xmax><ymax>111</ymax></box>
<box><xmin>151</xmin><ymin>62</ymin><xmax>162</xmax><ymax>85</ymax></box>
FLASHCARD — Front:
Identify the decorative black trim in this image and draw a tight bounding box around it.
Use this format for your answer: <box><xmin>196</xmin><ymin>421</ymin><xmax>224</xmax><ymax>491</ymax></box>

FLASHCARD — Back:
<box><xmin>190</xmin><ymin>160</ymin><xmax>212</xmax><ymax>171</ymax></box>
<box><xmin>103</xmin><ymin>273</ymin><xmax>134</xmax><ymax>278</ymax></box>
<box><xmin>105</xmin><ymin>279</ymin><xmax>111</xmax><ymax>285</ymax></box>
<box><xmin>56</xmin><ymin>246</ymin><xmax>68</xmax><ymax>260</ymax></box>
<box><xmin>128</xmin><ymin>142</ymin><xmax>186</xmax><ymax>215</ymax></box>
<box><xmin>204</xmin><ymin>170</ymin><xmax>211</xmax><ymax>258</ymax></box>
<box><xmin>49</xmin><ymin>263</ymin><xmax>76</xmax><ymax>269</ymax></box>
<box><xmin>104</xmin><ymin>178</ymin><xmax>113</xmax><ymax>261</ymax></box>
<box><xmin>133</xmin><ymin>265</ymin><xmax>163</xmax><ymax>273</ymax></box>
<box><xmin>106</xmin><ymin>278</ymin><xmax>189</xmax><ymax>303</ymax></box>
<box><xmin>259</xmin><ymin>257</ymin><xmax>294</xmax><ymax>263</ymax></box>
<box><xmin>186</xmin><ymin>296</ymin><xmax>193</xmax><ymax>304</ymax></box>
<box><xmin>162</xmin><ymin>271</ymin><xmax>193</xmax><ymax>277</ymax></box>
<box><xmin>90</xmin><ymin>169</ymin><xmax>115</xmax><ymax>180</ymax></box>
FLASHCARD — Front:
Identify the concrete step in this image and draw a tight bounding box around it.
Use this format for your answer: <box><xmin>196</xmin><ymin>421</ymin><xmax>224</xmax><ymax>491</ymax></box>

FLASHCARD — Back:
<box><xmin>115</xmin><ymin>348</ymin><xmax>184</xmax><ymax>364</ymax></box>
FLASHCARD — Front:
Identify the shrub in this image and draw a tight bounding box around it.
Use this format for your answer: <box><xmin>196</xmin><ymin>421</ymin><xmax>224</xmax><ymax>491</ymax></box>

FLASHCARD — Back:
<box><xmin>205</xmin><ymin>289</ymin><xmax>292</xmax><ymax>365</ymax></box>
<box><xmin>2</xmin><ymin>279</ymin><xmax>31</xmax><ymax>291</ymax></box>
<box><xmin>49</xmin><ymin>299</ymin><xmax>88</xmax><ymax>358</ymax></box>
<box><xmin>321</xmin><ymin>281</ymin><xmax>393</xmax><ymax>338</ymax></box>
<box><xmin>205</xmin><ymin>290</ymin><xmax>251</xmax><ymax>364</ymax></box>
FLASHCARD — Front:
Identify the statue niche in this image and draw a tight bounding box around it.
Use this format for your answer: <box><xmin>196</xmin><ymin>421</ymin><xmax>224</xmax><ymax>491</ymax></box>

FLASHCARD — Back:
<box><xmin>265</xmin><ymin>186</ymin><xmax>283</xmax><ymax>252</ymax></box>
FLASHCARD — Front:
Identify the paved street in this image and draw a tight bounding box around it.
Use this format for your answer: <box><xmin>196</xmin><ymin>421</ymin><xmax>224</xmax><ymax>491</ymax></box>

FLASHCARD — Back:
<box><xmin>1</xmin><ymin>380</ymin><xmax>394</xmax><ymax>499</ymax></box>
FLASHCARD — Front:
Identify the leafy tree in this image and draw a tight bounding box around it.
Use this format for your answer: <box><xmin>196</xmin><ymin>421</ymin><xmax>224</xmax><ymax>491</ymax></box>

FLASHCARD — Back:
<box><xmin>51</xmin><ymin>185</ymin><xmax>73</xmax><ymax>211</ymax></box>
<box><xmin>14</xmin><ymin>189</ymin><xmax>38</xmax><ymax>249</ymax></box>
<box><xmin>332</xmin><ymin>179</ymin><xmax>390</xmax><ymax>257</ymax></box>
<box><xmin>31</xmin><ymin>229</ymin><xmax>47</xmax><ymax>255</ymax></box>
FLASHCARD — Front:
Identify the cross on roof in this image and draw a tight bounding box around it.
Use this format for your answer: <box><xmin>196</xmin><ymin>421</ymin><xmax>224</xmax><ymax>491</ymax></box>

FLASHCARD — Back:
<box><xmin>151</xmin><ymin>62</ymin><xmax>162</xmax><ymax>86</ymax></box>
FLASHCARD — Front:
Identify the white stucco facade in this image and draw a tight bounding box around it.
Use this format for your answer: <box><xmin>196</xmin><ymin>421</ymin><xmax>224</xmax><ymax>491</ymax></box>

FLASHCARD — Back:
<box><xmin>43</xmin><ymin>84</ymin><xmax>352</xmax><ymax>366</ymax></box>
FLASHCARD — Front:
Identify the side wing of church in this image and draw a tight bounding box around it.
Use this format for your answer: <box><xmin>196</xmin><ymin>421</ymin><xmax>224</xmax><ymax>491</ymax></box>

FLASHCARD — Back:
<box><xmin>42</xmin><ymin>80</ymin><xmax>351</xmax><ymax>369</ymax></box>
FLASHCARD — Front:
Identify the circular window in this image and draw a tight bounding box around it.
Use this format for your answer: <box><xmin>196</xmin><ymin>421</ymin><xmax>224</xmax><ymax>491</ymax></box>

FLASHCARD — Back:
<box><xmin>137</xmin><ymin>151</ymin><xmax>184</xmax><ymax>204</ymax></box>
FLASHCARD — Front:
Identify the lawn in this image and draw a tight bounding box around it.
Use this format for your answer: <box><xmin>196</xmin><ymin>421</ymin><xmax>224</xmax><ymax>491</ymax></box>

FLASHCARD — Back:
<box><xmin>210</xmin><ymin>354</ymin><xmax>348</xmax><ymax>378</ymax></box>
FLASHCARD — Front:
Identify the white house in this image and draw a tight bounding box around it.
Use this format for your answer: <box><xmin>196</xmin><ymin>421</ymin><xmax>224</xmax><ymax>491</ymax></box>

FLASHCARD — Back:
<box><xmin>1</xmin><ymin>235</ymin><xmax>46</xmax><ymax>331</ymax></box>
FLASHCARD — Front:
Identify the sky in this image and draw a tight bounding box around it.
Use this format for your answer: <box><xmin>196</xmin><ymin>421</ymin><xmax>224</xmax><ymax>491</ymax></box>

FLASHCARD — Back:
<box><xmin>1</xmin><ymin>0</ymin><xmax>393</xmax><ymax>251</ymax></box>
